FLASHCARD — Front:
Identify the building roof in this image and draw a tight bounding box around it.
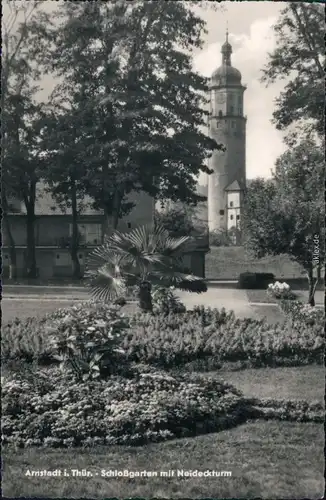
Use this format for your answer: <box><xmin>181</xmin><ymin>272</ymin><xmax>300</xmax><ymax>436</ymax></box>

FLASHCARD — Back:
<box><xmin>225</xmin><ymin>180</ymin><xmax>243</xmax><ymax>191</ymax></box>
<box><xmin>210</xmin><ymin>31</ymin><xmax>242</xmax><ymax>87</ymax></box>
<box><xmin>8</xmin><ymin>182</ymin><xmax>103</xmax><ymax>216</ymax></box>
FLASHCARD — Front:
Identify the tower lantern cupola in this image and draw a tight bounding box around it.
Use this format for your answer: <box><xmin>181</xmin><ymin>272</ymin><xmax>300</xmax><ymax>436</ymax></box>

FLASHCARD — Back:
<box><xmin>210</xmin><ymin>29</ymin><xmax>242</xmax><ymax>87</ymax></box>
<box><xmin>221</xmin><ymin>29</ymin><xmax>232</xmax><ymax>66</ymax></box>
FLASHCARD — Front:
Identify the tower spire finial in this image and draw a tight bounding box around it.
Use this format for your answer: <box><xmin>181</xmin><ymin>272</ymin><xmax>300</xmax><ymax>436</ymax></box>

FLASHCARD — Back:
<box><xmin>226</xmin><ymin>21</ymin><xmax>229</xmax><ymax>43</ymax></box>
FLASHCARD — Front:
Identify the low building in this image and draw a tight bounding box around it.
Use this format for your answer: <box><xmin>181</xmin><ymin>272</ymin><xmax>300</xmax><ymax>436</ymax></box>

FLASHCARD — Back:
<box><xmin>3</xmin><ymin>184</ymin><xmax>209</xmax><ymax>280</ymax></box>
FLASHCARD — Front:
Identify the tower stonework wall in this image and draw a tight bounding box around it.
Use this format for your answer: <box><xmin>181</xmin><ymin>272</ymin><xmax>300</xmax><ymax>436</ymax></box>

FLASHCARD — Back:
<box><xmin>207</xmin><ymin>33</ymin><xmax>247</xmax><ymax>235</ymax></box>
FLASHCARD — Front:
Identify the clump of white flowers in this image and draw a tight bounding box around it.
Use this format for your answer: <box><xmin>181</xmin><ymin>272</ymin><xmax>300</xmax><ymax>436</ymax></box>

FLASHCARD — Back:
<box><xmin>267</xmin><ymin>281</ymin><xmax>294</xmax><ymax>300</ymax></box>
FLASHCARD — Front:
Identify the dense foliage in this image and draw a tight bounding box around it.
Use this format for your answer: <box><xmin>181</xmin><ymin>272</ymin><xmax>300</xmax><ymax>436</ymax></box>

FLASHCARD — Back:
<box><xmin>267</xmin><ymin>281</ymin><xmax>297</xmax><ymax>301</ymax></box>
<box><xmin>85</xmin><ymin>224</ymin><xmax>206</xmax><ymax>311</ymax></box>
<box><xmin>279</xmin><ymin>299</ymin><xmax>324</xmax><ymax>327</ymax></box>
<box><xmin>238</xmin><ymin>272</ymin><xmax>275</xmax><ymax>290</ymax></box>
<box><xmin>2</xmin><ymin>302</ymin><xmax>323</xmax><ymax>372</ymax></box>
<box><xmin>261</xmin><ymin>3</ymin><xmax>324</xmax><ymax>137</ymax></box>
<box><xmin>2</xmin><ymin>370</ymin><xmax>248</xmax><ymax>448</ymax></box>
<box><xmin>243</xmin><ymin>134</ymin><xmax>324</xmax><ymax>306</ymax></box>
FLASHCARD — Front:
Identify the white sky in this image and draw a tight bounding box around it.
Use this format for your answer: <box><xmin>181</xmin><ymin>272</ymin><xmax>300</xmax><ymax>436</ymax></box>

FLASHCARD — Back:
<box><xmin>192</xmin><ymin>2</ymin><xmax>288</xmax><ymax>184</ymax></box>
<box><xmin>4</xmin><ymin>1</ymin><xmax>288</xmax><ymax>184</ymax></box>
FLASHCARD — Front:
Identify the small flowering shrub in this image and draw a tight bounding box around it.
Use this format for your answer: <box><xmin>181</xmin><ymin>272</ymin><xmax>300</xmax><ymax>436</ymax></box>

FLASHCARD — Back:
<box><xmin>280</xmin><ymin>299</ymin><xmax>324</xmax><ymax>327</ymax></box>
<box><xmin>2</xmin><ymin>369</ymin><xmax>250</xmax><ymax>448</ymax></box>
<box><xmin>1</xmin><ymin>316</ymin><xmax>51</xmax><ymax>364</ymax></box>
<box><xmin>247</xmin><ymin>398</ymin><xmax>324</xmax><ymax>423</ymax></box>
<box><xmin>46</xmin><ymin>301</ymin><xmax>130</xmax><ymax>381</ymax></box>
<box><xmin>1</xmin><ymin>304</ymin><xmax>324</xmax><ymax>372</ymax></box>
<box><xmin>152</xmin><ymin>286</ymin><xmax>186</xmax><ymax>314</ymax></box>
<box><xmin>267</xmin><ymin>281</ymin><xmax>296</xmax><ymax>300</ymax></box>
<box><xmin>125</xmin><ymin>309</ymin><xmax>324</xmax><ymax>369</ymax></box>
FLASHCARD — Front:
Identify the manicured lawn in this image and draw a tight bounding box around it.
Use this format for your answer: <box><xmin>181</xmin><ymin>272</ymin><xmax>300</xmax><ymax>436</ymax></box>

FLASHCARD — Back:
<box><xmin>3</xmin><ymin>421</ymin><xmax>323</xmax><ymax>499</ymax></box>
<box><xmin>251</xmin><ymin>304</ymin><xmax>286</xmax><ymax>324</ymax></box>
<box><xmin>206</xmin><ymin>246</ymin><xmax>305</xmax><ymax>279</ymax></box>
<box><xmin>209</xmin><ymin>365</ymin><xmax>325</xmax><ymax>403</ymax></box>
<box><xmin>1</xmin><ymin>299</ymin><xmax>137</xmax><ymax>325</ymax></box>
<box><xmin>246</xmin><ymin>290</ymin><xmax>278</xmax><ymax>303</ymax></box>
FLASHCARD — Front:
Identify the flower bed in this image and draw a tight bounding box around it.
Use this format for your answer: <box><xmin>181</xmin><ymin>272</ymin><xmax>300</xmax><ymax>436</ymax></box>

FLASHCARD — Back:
<box><xmin>279</xmin><ymin>299</ymin><xmax>324</xmax><ymax>326</ymax></box>
<box><xmin>267</xmin><ymin>281</ymin><xmax>297</xmax><ymax>300</ymax></box>
<box><xmin>2</xmin><ymin>369</ymin><xmax>249</xmax><ymax>448</ymax></box>
<box><xmin>2</xmin><ymin>303</ymin><xmax>324</xmax><ymax>371</ymax></box>
<box><xmin>246</xmin><ymin>398</ymin><xmax>324</xmax><ymax>423</ymax></box>
<box><xmin>2</xmin><ymin>365</ymin><xmax>323</xmax><ymax>449</ymax></box>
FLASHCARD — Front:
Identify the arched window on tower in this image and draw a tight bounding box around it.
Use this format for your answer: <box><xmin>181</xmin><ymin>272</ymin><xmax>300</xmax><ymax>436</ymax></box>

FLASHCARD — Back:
<box><xmin>218</xmin><ymin>110</ymin><xmax>223</xmax><ymax>117</ymax></box>
<box><xmin>230</xmin><ymin>106</ymin><xmax>234</xmax><ymax>114</ymax></box>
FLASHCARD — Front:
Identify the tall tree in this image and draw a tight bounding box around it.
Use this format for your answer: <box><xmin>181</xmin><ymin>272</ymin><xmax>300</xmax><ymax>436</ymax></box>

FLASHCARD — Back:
<box><xmin>243</xmin><ymin>131</ymin><xmax>324</xmax><ymax>305</ymax></box>
<box><xmin>3</xmin><ymin>94</ymin><xmax>46</xmax><ymax>278</ymax></box>
<box><xmin>261</xmin><ymin>3</ymin><xmax>324</xmax><ymax>136</ymax></box>
<box><xmin>40</xmin><ymin>1</ymin><xmax>219</xmax><ymax>234</ymax></box>
<box><xmin>39</xmin><ymin>108</ymin><xmax>90</xmax><ymax>279</ymax></box>
<box><xmin>2</xmin><ymin>0</ymin><xmax>52</xmax><ymax>278</ymax></box>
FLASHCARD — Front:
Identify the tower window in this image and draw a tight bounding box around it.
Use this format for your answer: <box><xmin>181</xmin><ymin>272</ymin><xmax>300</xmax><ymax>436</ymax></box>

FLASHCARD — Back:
<box><xmin>218</xmin><ymin>111</ymin><xmax>223</xmax><ymax>117</ymax></box>
<box><xmin>127</xmin><ymin>222</ymin><xmax>132</xmax><ymax>228</ymax></box>
<box><xmin>236</xmin><ymin>215</ymin><xmax>240</xmax><ymax>220</ymax></box>
<box><xmin>230</xmin><ymin>201</ymin><xmax>233</xmax><ymax>207</ymax></box>
<box><xmin>230</xmin><ymin>215</ymin><xmax>234</xmax><ymax>220</ymax></box>
<box><xmin>219</xmin><ymin>210</ymin><xmax>224</xmax><ymax>215</ymax></box>
<box><xmin>230</xmin><ymin>106</ymin><xmax>234</xmax><ymax>114</ymax></box>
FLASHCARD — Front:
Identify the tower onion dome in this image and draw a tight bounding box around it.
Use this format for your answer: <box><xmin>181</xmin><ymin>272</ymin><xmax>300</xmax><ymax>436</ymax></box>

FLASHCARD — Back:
<box><xmin>211</xmin><ymin>31</ymin><xmax>242</xmax><ymax>86</ymax></box>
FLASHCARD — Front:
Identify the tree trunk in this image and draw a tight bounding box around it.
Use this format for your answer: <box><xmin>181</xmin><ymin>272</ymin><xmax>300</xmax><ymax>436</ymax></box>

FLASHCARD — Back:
<box><xmin>3</xmin><ymin>214</ymin><xmax>17</xmax><ymax>280</ymax></box>
<box><xmin>25</xmin><ymin>194</ymin><xmax>37</xmax><ymax>279</ymax></box>
<box><xmin>139</xmin><ymin>281</ymin><xmax>153</xmax><ymax>312</ymax></box>
<box><xmin>70</xmin><ymin>180</ymin><xmax>81</xmax><ymax>279</ymax></box>
<box><xmin>307</xmin><ymin>266</ymin><xmax>318</xmax><ymax>306</ymax></box>
<box><xmin>112</xmin><ymin>188</ymin><xmax>123</xmax><ymax>230</ymax></box>
<box><xmin>2</xmin><ymin>190</ymin><xmax>18</xmax><ymax>279</ymax></box>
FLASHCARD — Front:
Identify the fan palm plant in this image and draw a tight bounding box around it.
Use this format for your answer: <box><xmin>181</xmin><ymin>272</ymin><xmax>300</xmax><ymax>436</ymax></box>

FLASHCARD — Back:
<box><xmin>85</xmin><ymin>224</ymin><xmax>207</xmax><ymax>312</ymax></box>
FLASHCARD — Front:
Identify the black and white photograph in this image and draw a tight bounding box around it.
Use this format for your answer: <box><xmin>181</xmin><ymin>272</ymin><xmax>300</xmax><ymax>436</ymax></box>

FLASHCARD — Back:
<box><xmin>1</xmin><ymin>1</ymin><xmax>324</xmax><ymax>498</ymax></box>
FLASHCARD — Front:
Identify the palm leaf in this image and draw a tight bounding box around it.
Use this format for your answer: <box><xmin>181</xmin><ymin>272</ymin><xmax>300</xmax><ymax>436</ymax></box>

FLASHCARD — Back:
<box><xmin>85</xmin><ymin>224</ymin><xmax>206</xmax><ymax>301</ymax></box>
<box><xmin>85</xmin><ymin>250</ymin><xmax>129</xmax><ymax>302</ymax></box>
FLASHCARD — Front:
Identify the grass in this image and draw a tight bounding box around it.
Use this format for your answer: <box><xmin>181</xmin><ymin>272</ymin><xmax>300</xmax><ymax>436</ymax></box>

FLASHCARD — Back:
<box><xmin>1</xmin><ymin>299</ymin><xmax>138</xmax><ymax>325</ymax></box>
<box><xmin>206</xmin><ymin>246</ymin><xmax>305</xmax><ymax>279</ymax></box>
<box><xmin>246</xmin><ymin>290</ymin><xmax>278</xmax><ymax>303</ymax></box>
<box><xmin>2</xmin><ymin>296</ymin><xmax>324</xmax><ymax>498</ymax></box>
<box><xmin>251</xmin><ymin>304</ymin><xmax>286</xmax><ymax>324</ymax></box>
<box><xmin>3</xmin><ymin>421</ymin><xmax>324</xmax><ymax>498</ymax></box>
<box><xmin>209</xmin><ymin>365</ymin><xmax>325</xmax><ymax>403</ymax></box>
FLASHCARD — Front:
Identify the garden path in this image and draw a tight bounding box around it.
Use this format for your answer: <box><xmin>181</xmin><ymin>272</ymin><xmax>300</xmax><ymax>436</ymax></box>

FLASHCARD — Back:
<box><xmin>176</xmin><ymin>288</ymin><xmax>256</xmax><ymax>318</ymax></box>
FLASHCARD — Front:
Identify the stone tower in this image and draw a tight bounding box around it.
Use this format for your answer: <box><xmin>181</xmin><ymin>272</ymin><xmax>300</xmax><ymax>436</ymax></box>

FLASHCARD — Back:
<box><xmin>207</xmin><ymin>31</ymin><xmax>247</xmax><ymax>244</ymax></box>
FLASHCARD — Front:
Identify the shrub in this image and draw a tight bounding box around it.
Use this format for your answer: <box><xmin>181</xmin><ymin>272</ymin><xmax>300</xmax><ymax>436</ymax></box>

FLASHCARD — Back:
<box><xmin>2</xmin><ymin>304</ymin><xmax>324</xmax><ymax>372</ymax></box>
<box><xmin>1</xmin><ymin>301</ymin><xmax>129</xmax><ymax>376</ymax></box>
<box><xmin>238</xmin><ymin>272</ymin><xmax>275</xmax><ymax>289</ymax></box>
<box><xmin>1</xmin><ymin>370</ymin><xmax>249</xmax><ymax>448</ymax></box>
<box><xmin>1</xmin><ymin>317</ymin><xmax>51</xmax><ymax>365</ymax></box>
<box><xmin>246</xmin><ymin>398</ymin><xmax>324</xmax><ymax>423</ymax></box>
<box><xmin>152</xmin><ymin>286</ymin><xmax>186</xmax><ymax>314</ymax></box>
<box><xmin>279</xmin><ymin>299</ymin><xmax>324</xmax><ymax>326</ymax></box>
<box><xmin>124</xmin><ymin>308</ymin><xmax>324</xmax><ymax>369</ymax></box>
<box><xmin>46</xmin><ymin>301</ymin><xmax>130</xmax><ymax>381</ymax></box>
<box><xmin>267</xmin><ymin>281</ymin><xmax>296</xmax><ymax>300</ymax></box>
